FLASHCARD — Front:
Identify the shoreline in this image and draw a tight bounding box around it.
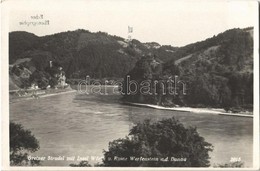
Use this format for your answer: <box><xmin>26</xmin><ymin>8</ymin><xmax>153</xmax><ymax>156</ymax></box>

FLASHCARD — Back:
<box><xmin>9</xmin><ymin>89</ymin><xmax>77</xmax><ymax>103</ymax></box>
<box><xmin>123</xmin><ymin>102</ymin><xmax>253</xmax><ymax>118</ymax></box>
<box><xmin>9</xmin><ymin>88</ymin><xmax>254</xmax><ymax>118</ymax></box>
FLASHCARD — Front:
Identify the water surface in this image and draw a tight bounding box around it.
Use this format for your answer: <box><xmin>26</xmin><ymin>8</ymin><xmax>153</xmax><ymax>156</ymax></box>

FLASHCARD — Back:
<box><xmin>10</xmin><ymin>90</ymin><xmax>253</xmax><ymax>167</ymax></box>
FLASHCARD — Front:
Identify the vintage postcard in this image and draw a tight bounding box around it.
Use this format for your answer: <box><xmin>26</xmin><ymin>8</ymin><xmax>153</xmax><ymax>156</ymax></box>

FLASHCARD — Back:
<box><xmin>1</xmin><ymin>0</ymin><xmax>259</xmax><ymax>170</ymax></box>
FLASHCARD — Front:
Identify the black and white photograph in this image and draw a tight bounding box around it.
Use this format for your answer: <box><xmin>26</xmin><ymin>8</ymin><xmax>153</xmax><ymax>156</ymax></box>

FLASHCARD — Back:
<box><xmin>1</xmin><ymin>0</ymin><xmax>259</xmax><ymax>170</ymax></box>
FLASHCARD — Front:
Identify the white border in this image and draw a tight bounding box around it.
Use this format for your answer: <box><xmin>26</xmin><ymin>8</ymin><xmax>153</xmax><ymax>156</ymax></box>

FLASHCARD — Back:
<box><xmin>252</xmin><ymin>1</ymin><xmax>259</xmax><ymax>170</ymax></box>
<box><xmin>1</xmin><ymin>0</ymin><xmax>259</xmax><ymax>171</ymax></box>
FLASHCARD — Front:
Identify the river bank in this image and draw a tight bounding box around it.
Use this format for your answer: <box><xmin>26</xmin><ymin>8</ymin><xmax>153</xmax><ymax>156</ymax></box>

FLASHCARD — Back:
<box><xmin>9</xmin><ymin>86</ymin><xmax>76</xmax><ymax>103</ymax></box>
<box><xmin>123</xmin><ymin>102</ymin><xmax>253</xmax><ymax>118</ymax></box>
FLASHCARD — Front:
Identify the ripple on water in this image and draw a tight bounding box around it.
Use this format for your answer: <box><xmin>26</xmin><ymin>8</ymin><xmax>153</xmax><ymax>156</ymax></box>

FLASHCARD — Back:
<box><xmin>9</xmin><ymin>92</ymin><xmax>253</xmax><ymax>167</ymax></box>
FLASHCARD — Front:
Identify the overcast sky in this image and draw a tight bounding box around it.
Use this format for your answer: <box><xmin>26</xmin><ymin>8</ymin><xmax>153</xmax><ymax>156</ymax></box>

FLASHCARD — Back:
<box><xmin>7</xmin><ymin>0</ymin><xmax>257</xmax><ymax>46</ymax></box>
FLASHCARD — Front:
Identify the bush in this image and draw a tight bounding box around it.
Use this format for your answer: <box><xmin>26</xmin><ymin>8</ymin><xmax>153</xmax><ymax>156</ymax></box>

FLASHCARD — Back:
<box><xmin>29</xmin><ymin>71</ymin><xmax>49</xmax><ymax>89</ymax></box>
<box><xmin>10</xmin><ymin>122</ymin><xmax>40</xmax><ymax>166</ymax></box>
<box><xmin>103</xmin><ymin>117</ymin><xmax>213</xmax><ymax>167</ymax></box>
<box><xmin>38</xmin><ymin>77</ymin><xmax>49</xmax><ymax>89</ymax></box>
<box><xmin>49</xmin><ymin>77</ymin><xmax>58</xmax><ymax>88</ymax></box>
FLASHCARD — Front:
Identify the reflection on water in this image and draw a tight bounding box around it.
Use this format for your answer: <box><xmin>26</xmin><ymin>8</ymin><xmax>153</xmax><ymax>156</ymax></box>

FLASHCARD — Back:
<box><xmin>10</xmin><ymin>89</ymin><xmax>253</xmax><ymax>167</ymax></box>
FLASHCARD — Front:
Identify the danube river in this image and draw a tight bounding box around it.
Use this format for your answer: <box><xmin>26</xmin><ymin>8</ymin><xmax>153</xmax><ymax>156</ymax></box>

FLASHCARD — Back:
<box><xmin>9</xmin><ymin>88</ymin><xmax>253</xmax><ymax>167</ymax></box>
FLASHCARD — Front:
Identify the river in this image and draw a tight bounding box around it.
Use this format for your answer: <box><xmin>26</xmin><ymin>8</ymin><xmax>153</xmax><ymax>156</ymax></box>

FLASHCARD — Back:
<box><xmin>9</xmin><ymin>88</ymin><xmax>253</xmax><ymax>167</ymax></box>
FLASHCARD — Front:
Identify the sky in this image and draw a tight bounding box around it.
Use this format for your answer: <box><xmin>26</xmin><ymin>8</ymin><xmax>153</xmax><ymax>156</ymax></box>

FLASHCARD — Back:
<box><xmin>6</xmin><ymin>0</ymin><xmax>258</xmax><ymax>46</ymax></box>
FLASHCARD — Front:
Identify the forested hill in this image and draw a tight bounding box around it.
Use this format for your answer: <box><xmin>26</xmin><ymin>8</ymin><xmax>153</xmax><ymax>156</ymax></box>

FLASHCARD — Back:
<box><xmin>9</xmin><ymin>27</ymin><xmax>254</xmax><ymax>110</ymax></box>
<box><xmin>123</xmin><ymin>27</ymin><xmax>253</xmax><ymax>110</ymax></box>
<box><xmin>9</xmin><ymin>30</ymin><xmax>177</xmax><ymax>79</ymax></box>
<box><xmin>164</xmin><ymin>27</ymin><xmax>253</xmax><ymax>70</ymax></box>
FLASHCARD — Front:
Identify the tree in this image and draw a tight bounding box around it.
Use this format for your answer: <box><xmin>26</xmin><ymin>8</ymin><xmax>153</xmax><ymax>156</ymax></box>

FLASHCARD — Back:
<box><xmin>10</xmin><ymin>122</ymin><xmax>40</xmax><ymax>166</ymax></box>
<box><xmin>103</xmin><ymin>117</ymin><xmax>213</xmax><ymax>167</ymax></box>
<box><xmin>29</xmin><ymin>70</ymin><xmax>49</xmax><ymax>89</ymax></box>
<box><xmin>49</xmin><ymin>77</ymin><xmax>58</xmax><ymax>88</ymax></box>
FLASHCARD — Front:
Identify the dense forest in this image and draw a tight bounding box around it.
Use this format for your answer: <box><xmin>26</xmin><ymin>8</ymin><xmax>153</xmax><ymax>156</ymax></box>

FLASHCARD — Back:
<box><xmin>9</xmin><ymin>27</ymin><xmax>254</xmax><ymax>110</ymax></box>
<box><xmin>9</xmin><ymin>30</ymin><xmax>177</xmax><ymax>79</ymax></box>
<box><xmin>123</xmin><ymin>28</ymin><xmax>253</xmax><ymax>111</ymax></box>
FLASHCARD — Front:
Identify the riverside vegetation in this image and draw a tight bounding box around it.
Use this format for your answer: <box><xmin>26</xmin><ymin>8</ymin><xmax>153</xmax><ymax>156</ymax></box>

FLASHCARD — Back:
<box><xmin>10</xmin><ymin>118</ymin><xmax>244</xmax><ymax>167</ymax></box>
<box><xmin>9</xmin><ymin>27</ymin><xmax>253</xmax><ymax>167</ymax></box>
<box><xmin>9</xmin><ymin>27</ymin><xmax>253</xmax><ymax>112</ymax></box>
<box><xmin>10</xmin><ymin>117</ymin><xmax>213</xmax><ymax>167</ymax></box>
<box><xmin>122</xmin><ymin>28</ymin><xmax>253</xmax><ymax>113</ymax></box>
